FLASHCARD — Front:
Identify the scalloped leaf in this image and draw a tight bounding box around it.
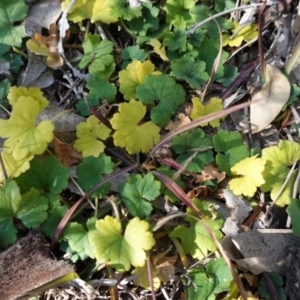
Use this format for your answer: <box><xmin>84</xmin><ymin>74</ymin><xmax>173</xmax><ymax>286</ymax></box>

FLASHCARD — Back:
<box><xmin>89</xmin><ymin>216</ymin><xmax>156</xmax><ymax>272</ymax></box>
<box><xmin>111</xmin><ymin>100</ymin><xmax>160</xmax><ymax>154</ymax></box>
<box><xmin>136</xmin><ymin>74</ymin><xmax>186</xmax><ymax>127</ymax></box>
<box><xmin>119</xmin><ymin>60</ymin><xmax>160</xmax><ymax>100</ymax></box>
<box><xmin>229</xmin><ymin>155</ymin><xmax>266</xmax><ymax>197</ymax></box>
<box><xmin>74</xmin><ymin>115</ymin><xmax>111</xmax><ymax>158</ymax></box>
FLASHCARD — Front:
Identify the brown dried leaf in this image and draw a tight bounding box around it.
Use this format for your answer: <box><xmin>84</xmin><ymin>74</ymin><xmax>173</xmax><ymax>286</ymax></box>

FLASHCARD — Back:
<box><xmin>53</xmin><ymin>137</ymin><xmax>82</xmax><ymax>166</ymax></box>
<box><xmin>196</xmin><ymin>165</ymin><xmax>226</xmax><ymax>182</ymax></box>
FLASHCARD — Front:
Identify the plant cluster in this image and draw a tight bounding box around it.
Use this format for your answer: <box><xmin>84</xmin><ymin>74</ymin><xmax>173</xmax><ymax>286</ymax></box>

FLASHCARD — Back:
<box><xmin>0</xmin><ymin>0</ymin><xmax>299</xmax><ymax>299</ymax></box>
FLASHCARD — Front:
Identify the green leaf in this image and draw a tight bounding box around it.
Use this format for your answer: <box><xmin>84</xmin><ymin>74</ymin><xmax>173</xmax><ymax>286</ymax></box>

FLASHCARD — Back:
<box><xmin>214</xmin><ymin>0</ymin><xmax>236</xmax><ymax>12</ymax></box>
<box><xmin>77</xmin><ymin>154</ymin><xmax>114</xmax><ymax>197</ymax></box>
<box><xmin>17</xmin><ymin>188</ymin><xmax>48</xmax><ymax>228</ymax></box>
<box><xmin>186</xmin><ymin>258</ymin><xmax>233</xmax><ymax>300</ymax></box>
<box><xmin>75</xmin><ymin>94</ymin><xmax>100</xmax><ymax>117</ymax></box>
<box><xmin>15</xmin><ymin>156</ymin><xmax>70</xmax><ymax>195</ymax></box>
<box><xmin>0</xmin><ymin>53</ymin><xmax>23</xmax><ymax>73</ymax></box>
<box><xmin>0</xmin><ymin>181</ymin><xmax>48</xmax><ymax>248</ymax></box>
<box><xmin>87</xmin><ymin>77</ymin><xmax>117</xmax><ymax>103</ymax></box>
<box><xmin>136</xmin><ymin>74</ymin><xmax>186</xmax><ymax>127</ymax></box>
<box><xmin>78</xmin><ymin>34</ymin><xmax>114</xmax><ymax>77</ymax></box>
<box><xmin>40</xmin><ymin>195</ymin><xmax>68</xmax><ymax>237</ymax></box>
<box><xmin>170</xmin><ymin>200</ymin><xmax>223</xmax><ymax>259</ymax></box>
<box><xmin>89</xmin><ymin>216</ymin><xmax>155</xmax><ymax>272</ymax></box>
<box><xmin>170</xmin><ymin>55</ymin><xmax>209</xmax><ymax>88</ymax></box>
<box><xmin>261</xmin><ymin>140</ymin><xmax>300</xmax><ymax>206</ymax></box>
<box><xmin>197</xmin><ymin>38</ymin><xmax>225</xmax><ymax>78</ymax></box>
<box><xmin>258</xmin><ymin>272</ymin><xmax>286</xmax><ymax>300</ymax></box>
<box><xmin>109</xmin><ymin>0</ymin><xmax>142</xmax><ymax>21</ymax></box>
<box><xmin>285</xmin><ymin>83</ymin><xmax>300</xmax><ymax>108</ymax></box>
<box><xmin>62</xmin><ymin>220</ymin><xmax>96</xmax><ymax>260</ymax></box>
<box><xmin>218</xmin><ymin>64</ymin><xmax>239</xmax><ymax>86</ymax></box>
<box><xmin>0</xmin><ymin>78</ymin><xmax>10</xmax><ymax>102</ymax></box>
<box><xmin>287</xmin><ymin>198</ymin><xmax>300</xmax><ymax>236</ymax></box>
<box><xmin>213</xmin><ymin>130</ymin><xmax>249</xmax><ymax>175</ymax></box>
<box><xmin>121</xmin><ymin>45</ymin><xmax>148</xmax><ymax>69</ymax></box>
<box><xmin>163</xmin><ymin>29</ymin><xmax>187</xmax><ymax>52</ymax></box>
<box><xmin>0</xmin><ymin>0</ymin><xmax>28</xmax><ymax>54</ymax></box>
<box><xmin>120</xmin><ymin>173</ymin><xmax>161</xmax><ymax>219</ymax></box>
<box><xmin>164</xmin><ymin>0</ymin><xmax>195</xmax><ymax>29</ymax></box>
<box><xmin>128</xmin><ymin>3</ymin><xmax>159</xmax><ymax>36</ymax></box>
<box><xmin>171</xmin><ymin>128</ymin><xmax>214</xmax><ymax>173</ymax></box>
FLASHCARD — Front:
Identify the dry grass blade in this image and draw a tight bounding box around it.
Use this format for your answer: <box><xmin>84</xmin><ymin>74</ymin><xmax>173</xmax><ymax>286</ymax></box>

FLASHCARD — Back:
<box><xmin>152</xmin><ymin>170</ymin><xmax>201</xmax><ymax>214</ymax></box>
<box><xmin>149</xmin><ymin>100</ymin><xmax>257</xmax><ymax>158</ymax></box>
<box><xmin>51</xmin><ymin>164</ymin><xmax>137</xmax><ymax>248</ymax></box>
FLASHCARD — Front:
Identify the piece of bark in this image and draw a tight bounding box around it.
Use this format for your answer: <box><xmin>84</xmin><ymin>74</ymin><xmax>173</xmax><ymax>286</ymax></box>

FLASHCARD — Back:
<box><xmin>285</xmin><ymin>247</ymin><xmax>300</xmax><ymax>299</ymax></box>
<box><xmin>0</xmin><ymin>231</ymin><xmax>74</xmax><ymax>300</ymax></box>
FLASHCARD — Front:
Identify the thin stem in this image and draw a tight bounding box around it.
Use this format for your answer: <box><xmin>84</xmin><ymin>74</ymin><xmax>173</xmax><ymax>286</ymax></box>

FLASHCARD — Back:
<box><xmin>186</xmin><ymin>2</ymin><xmax>276</xmax><ymax>35</ymax></box>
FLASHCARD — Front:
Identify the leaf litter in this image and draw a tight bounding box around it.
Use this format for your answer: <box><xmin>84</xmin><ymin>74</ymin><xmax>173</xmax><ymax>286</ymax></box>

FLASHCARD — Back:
<box><xmin>1</xmin><ymin>0</ymin><xmax>300</xmax><ymax>299</ymax></box>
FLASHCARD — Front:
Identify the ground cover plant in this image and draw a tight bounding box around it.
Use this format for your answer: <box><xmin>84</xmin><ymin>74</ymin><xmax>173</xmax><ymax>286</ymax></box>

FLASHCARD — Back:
<box><xmin>1</xmin><ymin>0</ymin><xmax>300</xmax><ymax>299</ymax></box>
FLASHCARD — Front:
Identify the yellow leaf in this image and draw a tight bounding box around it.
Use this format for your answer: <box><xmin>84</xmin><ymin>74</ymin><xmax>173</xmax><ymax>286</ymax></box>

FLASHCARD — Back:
<box><xmin>191</xmin><ymin>97</ymin><xmax>224</xmax><ymax>127</ymax></box>
<box><xmin>0</xmin><ymin>97</ymin><xmax>54</xmax><ymax>160</ymax></box>
<box><xmin>0</xmin><ymin>150</ymin><xmax>33</xmax><ymax>183</ymax></box>
<box><xmin>119</xmin><ymin>60</ymin><xmax>160</xmax><ymax>100</ymax></box>
<box><xmin>27</xmin><ymin>38</ymin><xmax>50</xmax><ymax>56</ymax></box>
<box><xmin>149</xmin><ymin>39</ymin><xmax>169</xmax><ymax>61</ymax></box>
<box><xmin>111</xmin><ymin>100</ymin><xmax>160</xmax><ymax>154</ymax></box>
<box><xmin>73</xmin><ymin>115</ymin><xmax>111</xmax><ymax>157</ymax></box>
<box><xmin>61</xmin><ymin>0</ymin><xmax>118</xmax><ymax>24</ymax></box>
<box><xmin>7</xmin><ymin>86</ymin><xmax>49</xmax><ymax>110</ymax></box>
<box><xmin>229</xmin><ymin>155</ymin><xmax>266</xmax><ymax>197</ymax></box>
<box><xmin>222</xmin><ymin>21</ymin><xmax>257</xmax><ymax>47</ymax></box>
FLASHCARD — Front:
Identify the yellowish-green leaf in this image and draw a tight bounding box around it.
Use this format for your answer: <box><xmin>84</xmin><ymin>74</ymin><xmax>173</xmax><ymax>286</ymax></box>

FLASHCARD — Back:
<box><xmin>61</xmin><ymin>0</ymin><xmax>118</xmax><ymax>24</ymax></box>
<box><xmin>0</xmin><ymin>149</ymin><xmax>33</xmax><ymax>183</ymax></box>
<box><xmin>111</xmin><ymin>100</ymin><xmax>160</xmax><ymax>154</ymax></box>
<box><xmin>0</xmin><ymin>97</ymin><xmax>54</xmax><ymax>160</ymax></box>
<box><xmin>191</xmin><ymin>97</ymin><xmax>224</xmax><ymax>127</ymax></box>
<box><xmin>222</xmin><ymin>21</ymin><xmax>257</xmax><ymax>47</ymax></box>
<box><xmin>149</xmin><ymin>39</ymin><xmax>169</xmax><ymax>61</ymax></box>
<box><xmin>73</xmin><ymin>115</ymin><xmax>111</xmax><ymax>157</ymax></box>
<box><xmin>119</xmin><ymin>60</ymin><xmax>160</xmax><ymax>100</ymax></box>
<box><xmin>261</xmin><ymin>140</ymin><xmax>300</xmax><ymax>206</ymax></box>
<box><xmin>89</xmin><ymin>216</ymin><xmax>156</xmax><ymax>272</ymax></box>
<box><xmin>229</xmin><ymin>155</ymin><xmax>266</xmax><ymax>197</ymax></box>
<box><xmin>26</xmin><ymin>36</ymin><xmax>63</xmax><ymax>69</ymax></box>
<box><xmin>7</xmin><ymin>86</ymin><xmax>49</xmax><ymax>111</ymax></box>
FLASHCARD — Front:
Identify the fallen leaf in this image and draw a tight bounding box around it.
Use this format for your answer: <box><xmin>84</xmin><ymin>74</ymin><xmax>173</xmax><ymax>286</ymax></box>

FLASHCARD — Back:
<box><xmin>187</xmin><ymin>186</ymin><xmax>209</xmax><ymax>199</ymax></box>
<box><xmin>250</xmin><ymin>64</ymin><xmax>291</xmax><ymax>133</ymax></box>
<box><xmin>196</xmin><ymin>165</ymin><xmax>226</xmax><ymax>182</ymax></box>
<box><xmin>26</xmin><ymin>24</ymin><xmax>63</xmax><ymax>69</ymax></box>
<box><xmin>53</xmin><ymin>137</ymin><xmax>82</xmax><ymax>167</ymax></box>
<box><xmin>165</xmin><ymin>113</ymin><xmax>191</xmax><ymax>131</ymax></box>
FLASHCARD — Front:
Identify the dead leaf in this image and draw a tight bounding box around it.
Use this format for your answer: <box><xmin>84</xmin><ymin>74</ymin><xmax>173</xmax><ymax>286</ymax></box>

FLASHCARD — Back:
<box><xmin>222</xmin><ymin>229</ymin><xmax>300</xmax><ymax>275</ymax></box>
<box><xmin>222</xmin><ymin>189</ymin><xmax>252</xmax><ymax>237</ymax></box>
<box><xmin>187</xmin><ymin>186</ymin><xmax>209</xmax><ymax>199</ymax></box>
<box><xmin>27</xmin><ymin>23</ymin><xmax>63</xmax><ymax>69</ymax></box>
<box><xmin>165</xmin><ymin>113</ymin><xmax>191</xmax><ymax>131</ymax></box>
<box><xmin>25</xmin><ymin>0</ymin><xmax>61</xmax><ymax>36</ymax></box>
<box><xmin>18</xmin><ymin>52</ymin><xmax>54</xmax><ymax>88</ymax></box>
<box><xmin>153</xmin><ymin>249</ymin><xmax>177</xmax><ymax>284</ymax></box>
<box><xmin>196</xmin><ymin>165</ymin><xmax>226</xmax><ymax>182</ymax></box>
<box><xmin>249</xmin><ymin>64</ymin><xmax>291</xmax><ymax>133</ymax></box>
<box><xmin>53</xmin><ymin>138</ymin><xmax>82</xmax><ymax>167</ymax></box>
<box><xmin>37</xmin><ymin>107</ymin><xmax>85</xmax><ymax>143</ymax></box>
